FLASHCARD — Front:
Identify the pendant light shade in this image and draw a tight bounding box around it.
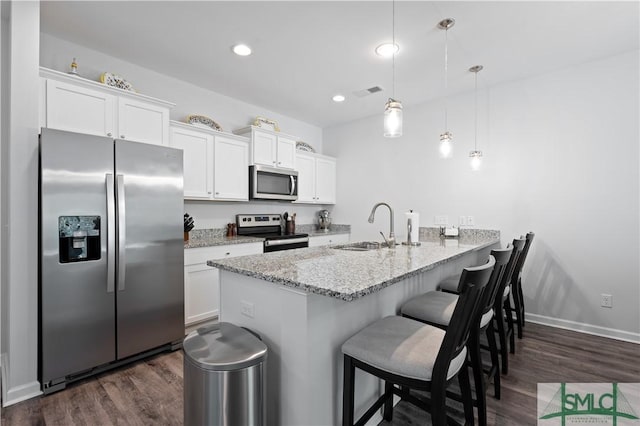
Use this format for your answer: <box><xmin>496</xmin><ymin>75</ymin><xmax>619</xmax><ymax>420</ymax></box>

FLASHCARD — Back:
<box><xmin>384</xmin><ymin>98</ymin><xmax>403</xmax><ymax>137</ymax></box>
<box><xmin>439</xmin><ymin>131</ymin><xmax>453</xmax><ymax>157</ymax></box>
<box><xmin>383</xmin><ymin>0</ymin><xmax>402</xmax><ymax>138</ymax></box>
<box><xmin>438</xmin><ymin>18</ymin><xmax>455</xmax><ymax>158</ymax></box>
<box><xmin>469</xmin><ymin>150</ymin><xmax>482</xmax><ymax>171</ymax></box>
<box><xmin>469</xmin><ymin>65</ymin><xmax>483</xmax><ymax>171</ymax></box>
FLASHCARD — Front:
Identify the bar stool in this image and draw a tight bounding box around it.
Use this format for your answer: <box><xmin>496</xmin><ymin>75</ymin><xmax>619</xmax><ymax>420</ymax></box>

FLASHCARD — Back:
<box><xmin>440</xmin><ymin>238</ymin><xmax>525</xmax><ymax>375</ymax></box>
<box><xmin>400</xmin><ymin>249</ymin><xmax>511</xmax><ymax>426</ymax></box>
<box><xmin>341</xmin><ymin>257</ymin><xmax>495</xmax><ymax>426</ymax></box>
<box><xmin>511</xmin><ymin>232</ymin><xmax>535</xmax><ymax>339</ymax></box>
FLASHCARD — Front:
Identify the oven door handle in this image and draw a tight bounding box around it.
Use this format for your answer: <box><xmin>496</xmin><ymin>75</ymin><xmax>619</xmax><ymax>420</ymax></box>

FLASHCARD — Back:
<box><xmin>265</xmin><ymin>237</ymin><xmax>309</xmax><ymax>247</ymax></box>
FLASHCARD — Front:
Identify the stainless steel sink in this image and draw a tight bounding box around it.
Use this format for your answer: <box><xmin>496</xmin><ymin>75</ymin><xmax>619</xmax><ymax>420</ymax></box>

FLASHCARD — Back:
<box><xmin>333</xmin><ymin>241</ymin><xmax>383</xmax><ymax>251</ymax></box>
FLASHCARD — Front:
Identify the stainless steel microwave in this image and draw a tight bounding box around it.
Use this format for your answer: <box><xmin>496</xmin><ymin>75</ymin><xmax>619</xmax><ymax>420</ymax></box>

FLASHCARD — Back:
<box><xmin>249</xmin><ymin>165</ymin><xmax>298</xmax><ymax>201</ymax></box>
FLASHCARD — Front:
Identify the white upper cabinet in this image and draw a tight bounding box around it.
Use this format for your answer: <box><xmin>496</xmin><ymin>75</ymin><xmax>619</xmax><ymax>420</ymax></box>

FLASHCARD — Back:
<box><xmin>117</xmin><ymin>97</ymin><xmax>170</xmax><ymax>145</ymax></box>
<box><xmin>40</xmin><ymin>67</ymin><xmax>174</xmax><ymax>146</ymax></box>
<box><xmin>169</xmin><ymin>125</ymin><xmax>213</xmax><ymax>199</ymax></box>
<box><xmin>45</xmin><ymin>78</ymin><xmax>116</xmax><ymax>138</ymax></box>
<box><xmin>234</xmin><ymin>126</ymin><xmax>297</xmax><ymax>169</ymax></box>
<box><xmin>169</xmin><ymin>121</ymin><xmax>249</xmax><ymax>201</ymax></box>
<box><xmin>295</xmin><ymin>152</ymin><xmax>337</xmax><ymax>204</ymax></box>
<box><xmin>213</xmin><ymin>135</ymin><xmax>249</xmax><ymax>201</ymax></box>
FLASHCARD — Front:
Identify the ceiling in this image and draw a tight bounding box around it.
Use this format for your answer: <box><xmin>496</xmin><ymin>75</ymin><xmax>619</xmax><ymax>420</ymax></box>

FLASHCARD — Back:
<box><xmin>40</xmin><ymin>1</ymin><xmax>639</xmax><ymax>128</ymax></box>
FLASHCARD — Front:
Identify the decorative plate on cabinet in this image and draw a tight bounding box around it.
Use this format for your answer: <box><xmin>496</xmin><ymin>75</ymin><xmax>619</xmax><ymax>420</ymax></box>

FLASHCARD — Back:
<box><xmin>186</xmin><ymin>115</ymin><xmax>223</xmax><ymax>131</ymax></box>
<box><xmin>100</xmin><ymin>72</ymin><xmax>135</xmax><ymax>91</ymax></box>
<box><xmin>295</xmin><ymin>141</ymin><xmax>316</xmax><ymax>153</ymax></box>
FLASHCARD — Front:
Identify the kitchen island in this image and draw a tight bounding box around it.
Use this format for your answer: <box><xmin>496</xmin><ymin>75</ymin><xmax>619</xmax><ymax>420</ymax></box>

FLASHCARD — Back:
<box><xmin>208</xmin><ymin>231</ymin><xmax>499</xmax><ymax>425</ymax></box>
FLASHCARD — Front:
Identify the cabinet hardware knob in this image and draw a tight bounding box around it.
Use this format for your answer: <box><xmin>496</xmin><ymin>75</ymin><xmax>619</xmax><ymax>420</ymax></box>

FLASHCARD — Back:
<box><xmin>215</xmin><ymin>192</ymin><xmax>219</xmax><ymax>195</ymax></box>
<box><xmin>107</xmin><ymin>132</ymin><xmax>112</xmax><ymax>137</ymax></box>
<box><xmin>225</xmin><ymin>252</ymin><xmax>230</xmax><ymax>256</ymax></box>
<box><xmin>120</xmin><ymin>135</ymin><xmax>125</xmax><ymax>139</ymax></box>
<box><xmin>278</xmin><ymin>161</ymin><xmax>282</xmax><ymax>164</ymax></box>
<box><xmin>208</xmin><ymin>191</ymin><xmax>212</xmax><ymax>194</ymax></box>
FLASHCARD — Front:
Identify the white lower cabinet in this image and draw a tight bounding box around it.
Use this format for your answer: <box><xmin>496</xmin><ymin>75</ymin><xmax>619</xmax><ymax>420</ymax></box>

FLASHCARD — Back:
<box><xmin>184</xmin><ymin>242</ymin><xmax>263</xmax><ymax>325</ymax></box>
<box><xmin>308</xmin><ymin>233</ymin><xmax>349</xmax><ymax>247</ymax></box>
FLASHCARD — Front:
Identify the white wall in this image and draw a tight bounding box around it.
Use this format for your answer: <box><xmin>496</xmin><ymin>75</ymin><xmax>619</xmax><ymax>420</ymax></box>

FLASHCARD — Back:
<box><xmin>324</xmin><ymin>50</ymin><xmax>640</xmax><ymax>341</ymax></box>
<box><xmin>1</xmin><ymin>1</ymin><xmax>41</xmax><ymax>406</ymax></box>
<box><xmin>40</xmin><ymin>33</ymin><xmax>332</xmax><ymax>230</ymax></box>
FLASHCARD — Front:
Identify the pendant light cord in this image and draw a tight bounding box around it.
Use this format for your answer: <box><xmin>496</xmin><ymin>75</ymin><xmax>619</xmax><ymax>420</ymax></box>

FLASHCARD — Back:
<box><xmin>474</xmin><ymin>69</ymin><xmax>478</xmax><ymax>150</ymax></box>
<box><xmin>444</xmin><ymin>27</ymin><xmax>449</xmax><ymax>132</ymax></box>
<box><xmin>392</xmin><ymin>0</ymin><xmax>396</xmax><ymax>100</ymax></box>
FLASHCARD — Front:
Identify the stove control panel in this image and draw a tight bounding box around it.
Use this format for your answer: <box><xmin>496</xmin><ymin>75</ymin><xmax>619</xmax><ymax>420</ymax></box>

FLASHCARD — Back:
<box><xmin>236</xmin><ymin>214</ymin><xmax>282</xmax><ymax>228</ymax></box>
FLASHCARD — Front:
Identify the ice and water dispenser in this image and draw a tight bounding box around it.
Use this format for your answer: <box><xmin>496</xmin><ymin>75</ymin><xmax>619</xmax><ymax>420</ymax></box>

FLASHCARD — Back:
<box><xmin>58</xmin><ymin>216</ymin><xmax>101</xmax><ymax>263</ymax></box>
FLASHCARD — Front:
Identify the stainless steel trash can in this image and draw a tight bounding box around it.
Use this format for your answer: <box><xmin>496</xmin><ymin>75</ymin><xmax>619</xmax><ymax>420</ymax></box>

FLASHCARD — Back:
<box><xmin>183</xmin><ymin>322</ymin><xmax>268</xmax><ymax>426</ymax></box>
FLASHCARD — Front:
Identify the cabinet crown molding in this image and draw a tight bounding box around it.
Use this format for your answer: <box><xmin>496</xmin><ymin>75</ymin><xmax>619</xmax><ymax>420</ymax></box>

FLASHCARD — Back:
<box><xmin>40</xmin><ymin>66</ymin><xmax>175</xmax><ymax>108</ymax></box>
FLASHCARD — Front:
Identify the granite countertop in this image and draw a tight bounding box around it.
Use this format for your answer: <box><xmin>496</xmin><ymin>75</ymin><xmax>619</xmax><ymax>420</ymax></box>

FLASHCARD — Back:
<box><xmin>208</xmin><ymin>232</ymin><xmax>499</xmax><ymax>301</ymax></box>
<box><xmin>184</xmin><ymin>224</ymin><xmax>351</xmax><ymax>249</ymax></box>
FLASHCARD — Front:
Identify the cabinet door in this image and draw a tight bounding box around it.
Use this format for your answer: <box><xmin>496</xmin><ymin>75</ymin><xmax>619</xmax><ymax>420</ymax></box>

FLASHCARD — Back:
<box><xmin>118</xmin><ymin>97</ymin><xmax>169</xmax><ymax>145</ymax></box>
<box><xmin>276</xmin><ymin>136</ymin><xmax>297</xmax><ymax>169</ymax></box>
<box><xmin>315</xmin><ymin>157</ymin><xmax>337</xmax><ymax>204</ymax></box>
<box><xmin>184</xmin><ymin>264</ymin><xmax>220</xmax><ymax>325</ymax></box>
<box><xmin>169</xmin><ymin>126</ymin><xmax>213</xmax><ymax>199</ymax></box>
<box><xmin>213</xmin><ymin>136</ymin><xmax>249</xmax><ymax>201</ymax></box>
<box><xmin>295</xmin><ymin>153</ymin><xmax>316</xmax><ymax>203</ymax></box>
<box><xmin>253</xmin><ymin>130</ymin><xmax>277</xmax><ymax>166</ymax></box>
<box><xmin>45</xmin><ymin>79</ymin><xmax>115</xmax><ymax>137</ymax></box>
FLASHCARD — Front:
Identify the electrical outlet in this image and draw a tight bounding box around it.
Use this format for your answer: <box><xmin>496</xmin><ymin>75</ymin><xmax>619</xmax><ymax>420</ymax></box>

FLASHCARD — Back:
<box><xmin>459</xmin><ymin>216</ymin><xmax>467</xmax><ymax>226</ymax></box>
<box><xmin>434</xmin><ymin>215</ymin><xmax>448</xmax><ymax>225</ymax></box>
<box><xmin>241</xmin><ymin>300</ymin><xmax>255</xmax><ymax>317</ymax></box>
<box><xmin>601</xmin><ymin>294</ymin><xmax>612</xmax><ymax>308</ymax></box>
<box><xmin>467</xmin><ymin>216</ymin><xmax>475</xmax><ymax>226</ymax></box>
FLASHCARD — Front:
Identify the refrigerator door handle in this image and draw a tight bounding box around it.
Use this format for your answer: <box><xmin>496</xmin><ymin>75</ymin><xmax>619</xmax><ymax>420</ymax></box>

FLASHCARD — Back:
<box><xmin>106</xmin><ymin>174</ymin><xmax>115</xmax><ymax>293</ymax></box>
<box><xmin>116</xmin><ymin>174</ymin><xmax>126</xmax><ymax>291</ymax></box>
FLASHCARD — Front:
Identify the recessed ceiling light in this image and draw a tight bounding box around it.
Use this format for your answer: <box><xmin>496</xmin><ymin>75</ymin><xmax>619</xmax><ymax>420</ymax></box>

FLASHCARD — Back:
<box><xmin>332</xmin><ymin>94</ymin><xmax>346</xmax><ymax>103</ymax></box>
<box><xmin>375</xmin><ymin>43</ymin><xmax>399</xmax><ymax>57</ymax></box>
<box><xmin>232</xmin><ymin>44</ymin><xmax>252</xmax><ymax>56</ymax></box>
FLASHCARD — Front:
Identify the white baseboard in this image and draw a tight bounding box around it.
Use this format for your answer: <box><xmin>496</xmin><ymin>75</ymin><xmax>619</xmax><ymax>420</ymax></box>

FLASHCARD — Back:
<box><xmin>526</xmin><ymin>313</ymin><xmax>640</xmax><ymax>344</ymax></box>
<box><xmin>0</xmin><ymin>353</ymin><xmax>42</xmax><ymax>407</ymax></box>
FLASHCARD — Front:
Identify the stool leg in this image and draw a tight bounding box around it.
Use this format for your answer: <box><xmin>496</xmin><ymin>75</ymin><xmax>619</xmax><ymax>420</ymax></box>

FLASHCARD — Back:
<box><xmin>494</xmin><ymin>308</ymin><xmax>509</xmax><ymax>375</ymax></box>
<box><xmin>486</xmin><ymin>321</ymin><xmax>501</xmax><ymax>399</ymax></box>
<box><xmin>458</xmin><ymin>364</ymin><xmax>475</xmax><ymax>426</ymax></box>
<box><xmin>504</xmin><ymin>298</ymin><xmax>516</xmax><ymax>354</ymax></box>
<box><xmin>342</xmin><ymin>355</ymin><xmax>355</xmax><ymax>426</ymax></box>
<box><xmin>470</xmin><ymin>332</ymin><xmax>487</xmax><ymax>426</ymax></box>
<box><xmin>383</xmin><ymin>381</ymin><xmax>394</xmax><ymax>421</ymax></box>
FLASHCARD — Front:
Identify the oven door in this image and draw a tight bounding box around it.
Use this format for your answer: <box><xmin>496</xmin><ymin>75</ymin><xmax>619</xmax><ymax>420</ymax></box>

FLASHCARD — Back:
<box><xmin>250</xmin><ymin>165</ymin><xmax>298</xmax><ymax>201</ymax></box>
<box><xmin>264</xmin><ymin>237</ymin><xmax>309</xmax><ymax>252</ymax></box>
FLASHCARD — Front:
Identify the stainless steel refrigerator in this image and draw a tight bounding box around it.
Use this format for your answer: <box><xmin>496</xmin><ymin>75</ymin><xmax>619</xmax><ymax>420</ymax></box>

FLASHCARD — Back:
<box><xmin>39</xmin><ymin>128</ymin><xmax>184</xmax><ymax>394</ymax></box>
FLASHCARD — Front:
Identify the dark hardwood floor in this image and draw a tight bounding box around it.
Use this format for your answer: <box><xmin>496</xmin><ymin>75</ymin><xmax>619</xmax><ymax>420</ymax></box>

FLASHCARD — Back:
<box><xmin>2</xmin><ymin>323</ymin><xmax>638</xmax><ymax>425</ymax></box>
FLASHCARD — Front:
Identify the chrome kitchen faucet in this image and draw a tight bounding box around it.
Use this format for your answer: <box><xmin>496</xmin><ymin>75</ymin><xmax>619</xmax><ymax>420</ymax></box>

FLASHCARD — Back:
<box><xmin>368</xmin><ymin>202</ymin><xmax>395</xmax><ymax>249</ymax></box>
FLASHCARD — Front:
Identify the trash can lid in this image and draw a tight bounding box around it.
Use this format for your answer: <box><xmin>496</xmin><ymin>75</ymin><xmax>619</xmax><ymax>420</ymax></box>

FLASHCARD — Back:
<box><xmin>183</xmin><ymin>322</ymin><xmax>268</xmax><ymax>371</ymax></box>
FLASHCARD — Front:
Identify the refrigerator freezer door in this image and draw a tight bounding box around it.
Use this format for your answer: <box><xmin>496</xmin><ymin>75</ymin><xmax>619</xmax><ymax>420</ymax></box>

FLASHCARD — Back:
<box><xmin>40</xmin><ymin>128</ymin><xmax>116</xmax><ymax>384</ymax></box>
<box><xmin>114</xmin><ymin>140</ymin><xmax>184</xmax><ymax>359</ymax></box>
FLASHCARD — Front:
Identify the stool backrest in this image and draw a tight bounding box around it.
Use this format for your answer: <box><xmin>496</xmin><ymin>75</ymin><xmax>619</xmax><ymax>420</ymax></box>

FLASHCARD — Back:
<box><xmin>433</xmin><ymin>256</ymin><xmax>495</xmax><ymax>384</ymax></box>
<box><xmin>496</xmin><ymin>237</ymin><xmax>526</xmax><ymax>308</ymax></box>
<box><xmin>480</xmin><ymin>247</ymin><xmax>514</xmax><ymax>321</ymax></box>
<box><xmin>514</xmin><ymin>232</ymin><xmax>535</xmax><ymax>283</ymax></box>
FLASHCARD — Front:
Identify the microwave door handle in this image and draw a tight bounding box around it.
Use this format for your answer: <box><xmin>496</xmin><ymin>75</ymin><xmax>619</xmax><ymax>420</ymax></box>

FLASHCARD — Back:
<box><xmin>290</xmin><ymin>175</ymin><xmax>296</xmax><ymax>196</ymax></box>
<box><xmin>116</xmin><ymin>174</ymin><xmax>126</xmax><ymax>291</ymax></box>
<box><xmin>106</xmin><ymin>174</ymin><xmax>115</xmax><ymax>293</ymax></box>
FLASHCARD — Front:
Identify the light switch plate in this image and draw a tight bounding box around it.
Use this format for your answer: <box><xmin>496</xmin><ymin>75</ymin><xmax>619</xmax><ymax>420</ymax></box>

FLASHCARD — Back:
<box><xmin>467</xmin><ymin>216</ymin><xmax>475</xmax><ymax>226</ymax></box>
<box><xmin>459</xmin><ymin>216</ymin><xmax>467</xmax><ymax>226</ymax></box>
<box><xmin>241</xmin><ymin>300</ymin><xmax>255</xmax><ymax>317</ymax></box>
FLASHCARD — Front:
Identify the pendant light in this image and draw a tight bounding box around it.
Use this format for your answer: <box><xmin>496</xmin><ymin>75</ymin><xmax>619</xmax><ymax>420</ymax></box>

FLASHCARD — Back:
<box><xmin>438</xmin><ymin>18</ymin><xmax>455</xmax><ymax>158</ymax></box>
<box><xmin>383</xmin><ymin>0</ymin><xmax>402</xmax><ymax>138</ymax></box>
<box><xmin>469</xmin><ymin>65</ymin><xmax>483</xmax><ymax>171</ymax></box>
